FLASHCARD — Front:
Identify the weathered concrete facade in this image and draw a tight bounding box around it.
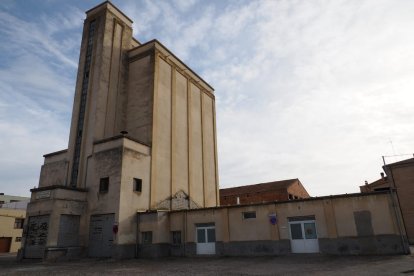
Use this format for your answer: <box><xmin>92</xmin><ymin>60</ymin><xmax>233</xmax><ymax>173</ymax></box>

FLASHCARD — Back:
<box><xmin>138</xmin><ymin>192</ymin><xmax>409</xmax><ymax>257</ymax></box>
<box><xmin>23</xmin><ymin>1</ymin><xmax>218</xmax><ymax>260</ymax></box>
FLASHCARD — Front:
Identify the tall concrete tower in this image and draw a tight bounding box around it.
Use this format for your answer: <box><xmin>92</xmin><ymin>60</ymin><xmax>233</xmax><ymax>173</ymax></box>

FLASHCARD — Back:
<box><xmin>23</xmin><ymin>1</ymin><xmax>219</xmax><ymax>259</ymax></box>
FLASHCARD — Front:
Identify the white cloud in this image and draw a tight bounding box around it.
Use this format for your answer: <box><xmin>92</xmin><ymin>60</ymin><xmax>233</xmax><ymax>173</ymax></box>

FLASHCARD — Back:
<box><xmin>2</xmin><ymin>0</ymin><xmax>414</xmax><ymax>198</ymax></box>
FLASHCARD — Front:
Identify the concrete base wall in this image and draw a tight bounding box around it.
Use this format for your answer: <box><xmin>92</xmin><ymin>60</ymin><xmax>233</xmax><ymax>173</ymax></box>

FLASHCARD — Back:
<box><xmin>139</xmin><ymin>235</ymin><xmax>406</xmax><ymax>258</ymax></box>
<box><xmin>44</xmin><ymin>247</ymin><xmax>85</xmax><ymax>261</ymax></box>
<box><xmin>113</xmin><ymin>244</ymin><xmax>136</xmax><ymax>259</ymax></box>
<box><xmin>319</xmin><ymin>235</ymin><xmax>406</xmax><ymax>255</ymax></box>
<box><xmin>138</xmin><ymin>243</ymin><xmax>170</xmax><ymax>258</ymax></box>
<box><xmin>217</xmin><ymin>240</ymin><xmax>291</xmax><ymax>256</ymax></box>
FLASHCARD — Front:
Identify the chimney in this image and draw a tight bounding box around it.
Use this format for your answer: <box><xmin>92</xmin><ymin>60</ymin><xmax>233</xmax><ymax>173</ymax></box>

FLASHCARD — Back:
<box><xmin>236</xmin><ymin>197</ymin><xmax>240</xmax><ymax>205</ymax></box>
<box><xmin>364</xmin><ymin>180</ymin><xmax>368</xmax><ymax>185</ymax></box>
<box><xmin>380</xmin><ymin>172</ymin><xmax>385</xmax><ymax>180</ymax></box>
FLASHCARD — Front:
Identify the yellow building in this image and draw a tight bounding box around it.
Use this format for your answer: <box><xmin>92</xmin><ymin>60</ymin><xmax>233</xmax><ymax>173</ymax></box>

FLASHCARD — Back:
<box><xmin>0</xmin><ymin>208</ymin><xmax>26</xmax><ymax>253</ymax></box>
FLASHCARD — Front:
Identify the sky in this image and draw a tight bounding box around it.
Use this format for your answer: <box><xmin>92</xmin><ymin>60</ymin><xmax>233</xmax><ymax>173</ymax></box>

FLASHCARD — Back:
<box><xmin>1</xmin><ymin>0</ymin><xmax>414</xmax><ymax>197</ymax></box>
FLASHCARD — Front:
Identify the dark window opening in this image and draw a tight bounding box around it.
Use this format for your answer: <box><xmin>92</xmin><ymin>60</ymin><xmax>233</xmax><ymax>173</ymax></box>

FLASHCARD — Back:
<box><xmin>15</xmin><ymin>237</ymin><xmax>22</xmax><ymax>242</ymax></box>
<box><xmin>134</xmin><ymin>178</ymin><xmax>142</xmax><ymax>192</ymax></box>
<box><xmin>14</xmin><ymin>218</ymin><xmax>24</xmax><ymax>229</ymax></box>
<box><xmin>374</xmin><ymin>187</ymin><xmax>390</xmax><ymax>192</ymax></box>
<box><xmin>99</xmin><ymin>177</ymin><xmax>109</xmax><ymax>193</ymax></box>
<box><xmin>242</xmin><ymin>211</ymin><xmax>256</xmax><ymax>219</ymax></box>
<box><xmin>142</xmin><ymin>231</ymin><xmax>152</xmax><ymax>244</ymax></box>
<box><xmin>171</xmin><ymin>231</ymin><xmax>181</xmax><ymax>245</ymax></box>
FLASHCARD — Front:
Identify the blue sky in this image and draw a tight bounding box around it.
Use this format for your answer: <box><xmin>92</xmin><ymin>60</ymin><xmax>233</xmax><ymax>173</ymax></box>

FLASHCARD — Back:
<box><xmin>1</xmin><ymin>0</ymin><xmax>414</xmax><ymax>197</ymax></box>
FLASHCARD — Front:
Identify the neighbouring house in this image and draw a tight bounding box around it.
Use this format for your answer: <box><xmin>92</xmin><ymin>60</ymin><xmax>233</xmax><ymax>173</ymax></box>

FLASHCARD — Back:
<box><xmin>361</xmin><ymin>157</ymin><xmax>414</xmax><ymax>244</ymax></box>
<box><xmin>220</xmin><ymin>179</ymin><xmax>310</xmax><ymax>206</ymax></box>
<box><xmin>0</xmin><ymin>194</ymin><xmax>29</xmax><ymax>253</ymax></box>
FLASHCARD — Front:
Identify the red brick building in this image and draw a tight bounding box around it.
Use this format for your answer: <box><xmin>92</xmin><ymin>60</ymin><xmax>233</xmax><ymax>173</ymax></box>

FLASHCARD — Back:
<box><xmin>220</xmin><ymin>179</ymin><xmax>310</xmax><ymax>206</ymax></box>
<box><xmin>361</xmin><ymin>158</ymin><xmax>414</xmax><ymax>244</ymax></box>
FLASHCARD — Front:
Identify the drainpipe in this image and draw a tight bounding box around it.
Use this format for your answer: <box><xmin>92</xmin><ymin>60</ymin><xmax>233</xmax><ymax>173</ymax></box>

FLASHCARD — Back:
<box><xmin>136</xmin><ymin>212</ymin><xmax>140</xmax><ymax>258</ymax></box>
<box><xmin>183</xmin><ymin>210</ymin><xmax>187</xmax><ymax>256</ymax></box>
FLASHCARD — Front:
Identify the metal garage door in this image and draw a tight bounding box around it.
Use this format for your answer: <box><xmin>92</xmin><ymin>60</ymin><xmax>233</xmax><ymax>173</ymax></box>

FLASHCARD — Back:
<box><xmin>0</xmin><ymin>237</ymin><xmax>12</xmax><ymax>253</ymax></box>
<box><xmin>25</xmin><ymin>215</ymin><xmax>49</xmax><ymax>258</ymax></box>
<box><xmin>88</xmin><ymin>214</ymin><xmax>114</xmax><ymax>257</ymax></box>
<box><xmin>57</xmin><ymin>215</ymin><xmax>80</xmax><ymax>247</ymax></box>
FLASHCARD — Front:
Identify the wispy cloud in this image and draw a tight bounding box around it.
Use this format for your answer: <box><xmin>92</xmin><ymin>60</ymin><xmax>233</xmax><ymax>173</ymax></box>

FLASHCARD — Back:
<box><xmin>1</xmin><ymin>0</ymin><xmax>414</xmax><ymax>197</ymax></box>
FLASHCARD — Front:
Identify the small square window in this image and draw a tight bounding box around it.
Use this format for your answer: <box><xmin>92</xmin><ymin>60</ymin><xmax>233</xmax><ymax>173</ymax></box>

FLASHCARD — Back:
<box><xmin>242</xmin><ymin>211</ymin><xmax>256</xmax><ymax>219</ymax></box>
<box><xmin>14</xmin><ymin>218</ymin><xmax>24</xmax><ymax>229</ymax></box>
<box><xmin>171</xmin><ymin>231</ymin><xmax>181</xmax><ymax>245</ymax></box>
<box><xmin>134</xmin><ymin>178</ymin><xmax>142</xmax><ymax>192</ymax></box>
<box><xmin>142</xmin><ymin>231</ymin><xmax>152</xmax><ymax>244</ymax></box>
<box><xmin>15</xmin><ymin>237</ymin><xmax>22</xmax><ymax>242</ymax></box>
<box><xmin>99</xmin><ymin>177</ymin><xmax>109</xmax><ymax>193</ymax></box>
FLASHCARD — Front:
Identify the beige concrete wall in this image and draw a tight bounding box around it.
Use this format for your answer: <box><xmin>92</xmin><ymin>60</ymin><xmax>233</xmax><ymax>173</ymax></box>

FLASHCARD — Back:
<box><xmin>0</xmin><ymin>208</ymin><xmax>25</xmax><ymax>252</ymax></box>
<box><xmin>172</xmin><ymin>70</ymin><xmax>189</xmax><ymax>196</ymax></box>
<box><xmin>188</xmin><ymin>83</ymin><xmax>204</xmax><ymax>207</ymax></box>
<box><xmin>118</xmin><ymin>140</ymin><xmax>151</xmax><ymax>245</ymax></box>
<box><xmin>38</xmin><ymin>161</ymin><xmax>68</xmax><ymax>188</ymax></box>
<box><xmin>228</xmin><ymin>205</ymin><xmax>278</xmax><ymax>241</ymax></box>
<box><xmin>202</xmin><ymin>93</ymin><xmax>218</xmax><ymax>207</ymax></box>
<box><xmin>27</xmin><ymin>200</ymin><xmax>85</xmax><ymax>247</ymax></box>
<box><xmin>150</xmin><ymin>54</ymin><xmax>219</xmax><ymax>209</ymax></box>
<box><xmin>333</xmin><ymin>194</ymin><xmax>396</xmax><ymax>237</ymax></box>
<box><xmin>126</xmin><ymin>54</ymin><xmax>154</xmax><ymax>144</ymax></box>
<box><xmin>139</xmin><ymin>212</ymin><xmax>169</xmax><ymax>244</ymax></box>
<box><xmin>140</xmin><ymin>193</ymin><xmax>400</xmax><ymax>244</ymax></box>
<box><xmin>151</xmin><ymin>57</ymin><xmax>172</xmax><ymax>209</ymax></box>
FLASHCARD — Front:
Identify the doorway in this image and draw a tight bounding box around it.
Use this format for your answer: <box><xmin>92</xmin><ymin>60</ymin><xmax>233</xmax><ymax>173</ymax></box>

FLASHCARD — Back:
<box><xmin>88</xmin><ymin>214</ymin><xmax>114</xmax><ymax>257</ymax></box>
<box><xmin>288</xmin><ymin>217</ymin><xmax>319</xmax><ymax>253</ymax></box>
<box><xmin>196</xmin><ymin>223</ymin><xmax>215</xmax><ymax>255</ymax></box>
<box><xmin>0</xmin><ymin>237</ymin><xmax>11</xmax><ymax>253</ymax></box>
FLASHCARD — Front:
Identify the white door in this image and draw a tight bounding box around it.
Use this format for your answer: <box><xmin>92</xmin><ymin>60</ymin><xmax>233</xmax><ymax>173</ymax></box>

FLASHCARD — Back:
<box><xmin>196</xmin><ymin>226</ymin><xmax>216</xmax><ymax>255</ymax></box>
<box><xmin>289</xmin><ymin>220</ymin><xmax>319</xmax><ymax>253</ymax></box>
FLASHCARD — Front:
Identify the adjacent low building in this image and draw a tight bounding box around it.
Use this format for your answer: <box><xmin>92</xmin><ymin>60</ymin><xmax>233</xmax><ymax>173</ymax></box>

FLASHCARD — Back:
<box><xmin>138</xmin><ymin>191</ymin><xmax>409</xmax><ymax>257</ymax></box>
<box><xmin>220</xmin><ymin>179</ymin><xmax>309</xmax><ymax>206</ymax></box>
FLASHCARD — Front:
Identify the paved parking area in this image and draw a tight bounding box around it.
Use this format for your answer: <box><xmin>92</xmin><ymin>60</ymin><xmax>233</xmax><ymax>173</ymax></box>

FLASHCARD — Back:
<box><xmin>1</xmin><ymin>253</ymin><xmax>414</xmax><ymax>275</ymax></box>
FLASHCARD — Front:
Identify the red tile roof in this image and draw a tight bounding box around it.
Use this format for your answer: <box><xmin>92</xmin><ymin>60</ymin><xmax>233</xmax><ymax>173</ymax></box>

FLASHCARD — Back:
<box><xmin>220</xmin><ymin>179</ymin><xmax>299</xmax><ymax>196</ymax></box>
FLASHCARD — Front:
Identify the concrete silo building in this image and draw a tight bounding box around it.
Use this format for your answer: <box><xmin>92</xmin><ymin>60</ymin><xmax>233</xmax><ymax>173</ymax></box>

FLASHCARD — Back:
<box><xmin>23</xmin><ymin>1</ymin><xmax>219</xmax><ymax>259</ymax></box>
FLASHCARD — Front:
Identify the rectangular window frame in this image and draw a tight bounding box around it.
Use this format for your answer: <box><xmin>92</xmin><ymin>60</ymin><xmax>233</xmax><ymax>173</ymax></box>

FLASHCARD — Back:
<box><xmin>99</xmin><ymin>177</ymin><xmax>109</xmax><ymax>193</ymax></box>
<box><xmin>171</xmin><ymin>231</ymin><xmax>181</xmax><ymax>245</ymax></box>
<box><xmin>242</xmin><ymin>211</ymin><xmax>256</xmax><ymax>220</ymax></box>
<box><xmin>14</xmin><ymin>218</ymin><xmax>24</xmax><ymax>229</ymax></box>
<box><xmin>134</xmin><ymin>178</ymin><xmax>142</xmax><ymax>192</ymax></box>
<box><xmin>142</xmin><ymin>231</ymin><xmax>152</xmax><ymax>244</ymax></box>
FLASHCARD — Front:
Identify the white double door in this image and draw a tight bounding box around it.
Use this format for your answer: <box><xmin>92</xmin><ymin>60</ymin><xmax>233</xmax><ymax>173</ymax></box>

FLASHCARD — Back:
<box><xmin>289</xmin><ymin>220</ymin><xmax>319</xmax><ymax>253</ymax></box>
<box><xmin>196</xmin><ymin>225</ymin><xmax>216</xmax><ymax>255</ymax></box>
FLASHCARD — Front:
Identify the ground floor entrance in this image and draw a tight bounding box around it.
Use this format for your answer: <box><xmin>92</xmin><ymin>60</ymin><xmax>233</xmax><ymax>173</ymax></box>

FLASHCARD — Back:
<box><xmin>289</xmin><ymin>216</ymin><xmax>319</xmax><ymax>253</ymax></box>
<box><xmin>88</xmin><ymin>214</ymin><xmax>115</xmax><ymax>257</ymax></box>
<box><xmin>0</xmin><ymin>237</ymin><xmax>12</xmax><ymax>253</ymax></box>
<box><xmin>24</xmin><ymin>215</ymin><xmax>50</xmax><ymax>258</ymax></box>
<box><xmin>196</xmin><ymin>223</ymin><xmax>216</xmax><ymax>255</ymax></box>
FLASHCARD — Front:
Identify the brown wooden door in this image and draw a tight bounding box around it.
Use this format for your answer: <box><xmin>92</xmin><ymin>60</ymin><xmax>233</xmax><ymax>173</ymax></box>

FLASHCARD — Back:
<box><xmin>0</xmin><ymin>237</ymin><xmax>12</xmax><ymax>253</ymax></box>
